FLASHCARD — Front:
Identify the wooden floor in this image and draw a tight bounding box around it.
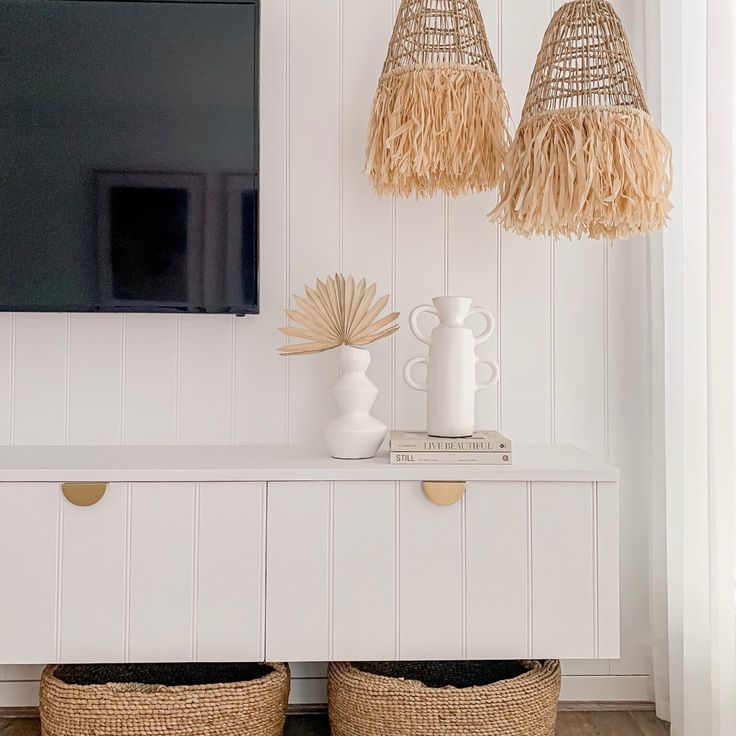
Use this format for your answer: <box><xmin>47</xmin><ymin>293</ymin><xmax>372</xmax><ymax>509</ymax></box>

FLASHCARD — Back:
<box><xmin>0</xmin><ymin>712</ymin><xmax>670</xmax><ymax>735</ymax></box>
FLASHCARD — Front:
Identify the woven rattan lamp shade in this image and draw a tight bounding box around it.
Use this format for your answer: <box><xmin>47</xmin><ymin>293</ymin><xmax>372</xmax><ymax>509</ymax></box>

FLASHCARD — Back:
<box><xmin>491</xmin><ymin>0</ymin><xmax>672</xmax><ymax>239</ymax></box>
<box><xmin>366</xmin><ymin>0</ymin><xmax>510</xmax><ymax>198</ymax></box>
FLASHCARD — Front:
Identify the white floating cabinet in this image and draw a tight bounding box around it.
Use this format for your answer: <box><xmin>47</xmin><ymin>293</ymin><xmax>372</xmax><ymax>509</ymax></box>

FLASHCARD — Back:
<box><xmin>0</xmin><ymin>480</ymin><xmax>265</xmax><ymax>664</ymax></box>
<box><xmin>0</xmin><ymin>445</ymin><xmax>618</xmax><ymax>664</ymax></box>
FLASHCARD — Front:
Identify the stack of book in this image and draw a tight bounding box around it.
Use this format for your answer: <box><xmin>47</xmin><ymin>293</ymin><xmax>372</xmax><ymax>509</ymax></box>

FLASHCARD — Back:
<box><xmin>389</xmin><ymin>430</ymin><xmax>512</xmax><ymax>465</ymax></box>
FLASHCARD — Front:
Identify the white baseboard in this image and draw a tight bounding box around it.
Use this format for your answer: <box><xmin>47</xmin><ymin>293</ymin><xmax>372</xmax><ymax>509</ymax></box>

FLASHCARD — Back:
<box><xmin>0</xmin><ymin>674</ymin><xmax>653</xmax><ymax>709</ymax></box>
<box><xmin>0</xmin><ymin>666</ymin><xmax>44</xmax><ymax>680</ymax></box>
<box><xmin>0</xmin><ymin>681</ymin><xmax>40</xmax><ymax>708</ymax></box>
<box><xmin>289</xmin><ymin>678</ymin><xmax>328</xmax><ymax>705</ymax></box>
<box><xmin>560</xmin><ymin>675</ymin><xmax>652</xmax><ymax>702</ymax></box>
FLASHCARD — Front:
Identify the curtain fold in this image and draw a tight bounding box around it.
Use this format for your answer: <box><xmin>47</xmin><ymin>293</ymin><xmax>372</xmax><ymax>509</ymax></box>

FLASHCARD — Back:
<box><xmin>651</xmin><ymin>0</ymin><xmax>736</xmax><ymax>734</ymax></box>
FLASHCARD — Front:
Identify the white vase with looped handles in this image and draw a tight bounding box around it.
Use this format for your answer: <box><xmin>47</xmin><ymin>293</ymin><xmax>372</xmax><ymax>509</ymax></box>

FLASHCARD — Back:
<box><xmin>404</xmin><ymin>296</ymin><xmax>499</xmax><ymax>438</ymax></box>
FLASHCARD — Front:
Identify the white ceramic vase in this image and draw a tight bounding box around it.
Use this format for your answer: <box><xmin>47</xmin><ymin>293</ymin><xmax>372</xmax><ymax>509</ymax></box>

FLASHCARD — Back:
<box><xmin>404</xmin><ymin>296</ymin><xmax>499</xmax><ymax>437</ymax></box>
<box><xmin>324</xmin><ymin>345</ymin><xmax>387</xmax><ymax>459</ymax></box>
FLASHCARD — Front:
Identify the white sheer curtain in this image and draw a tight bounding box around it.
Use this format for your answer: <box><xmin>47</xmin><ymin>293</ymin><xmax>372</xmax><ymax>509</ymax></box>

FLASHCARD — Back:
<box><xmin>649</xmin><ymin>0</ymin><xmax>736</xmax><ymax>734</ymax></box>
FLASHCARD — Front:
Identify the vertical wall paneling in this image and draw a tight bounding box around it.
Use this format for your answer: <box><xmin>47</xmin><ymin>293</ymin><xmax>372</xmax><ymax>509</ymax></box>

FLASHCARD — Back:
<box><xmin>12</xmin><ymin>315</ymin><xmax>67</xmax><ymax>445</ymax></box>
<box><xmin>178</xmin><ymin>316</ymin><xmax>232</xmax><ymax>445</ymax></box>
<box><xmin>532</xmin><ymin>482</ymin><xmax>595</xmax><ymax>658</ymax></box>
<box><xmin>233</xmin><ymin>316</ymin><xmax>286</xmax><ymax>445</ymax></box>
<box><xmin>499</xmin><ymin>0</ymin><xmax>553</xmax><ymax>444</ymax></box>
<box><xmin>332</xmin><ymin>481</ymin><xmax>395</xmax><ymax>660</ymax></box>
<box><xmin>340</xmin><ymin>0</ymin><xmax>394</xmax><ymax>427</ymax></box>
<box><xmin>266</xmin><ymin>482</ymin><xmax>330</xmax><ymax>661</ymax></box>
<box><xmin>68</xmin><ymin>314</ymin><xmax>123</xmax><ymax>445</ymax></box>
<box><xmin>596</xmin><ymin>482</ymin><xmax>621</xmax><ymax>658</ymax></box>
<box><xmin>286</xmin><ymin>0</ymin><xmax>341</xmax><ymax>445</ymax></box>
<box><xmin>497</xmin><ymin>230</ymin><xmax>552</xmax><ymax>443</ymax></box>
<box><xmin>0</xmin><ymin>315</ymin><xmax>12</xmax><ymax>445</ymax></box>
<box><xmin>0</xmin><ymin>484</ymin><xmax>57</xmax><ymax>662</ymax></box>
<box><xmin>123</xmin><ymin>316</ymin><xmax>178</xmax><ymax>444</ymax></box>
<box><xmin>196</xmin><ymin>482</ymin><xmax>265</xmax><ymax>661</ymax></box>
<box><xmin>607</xmin><ymin>239</ymin><xmax>651</xmax><ymax>675</ymax></box>
<box><xmin>465</xmin><ymin>481</ymin><xmax>529</xmax><ymax>657</ymax></box>
<box><xmin>128</xmin><ymin>482</ymin><xmax>195</xmax><ymax>661</ymax></box>
<box><xmin>554</xmin><ymin>242</ymin><xmax>606</xmax><ymax>458</ymax></box>
<box><xmin>60</xmin><ymin>482</ymin><xmax>126</xmax><ymax>661</ymax></box>
<box><xmin>398</xmin><ymin>481</ymin><xmax>463</xmax><ymax>659</ymax></box>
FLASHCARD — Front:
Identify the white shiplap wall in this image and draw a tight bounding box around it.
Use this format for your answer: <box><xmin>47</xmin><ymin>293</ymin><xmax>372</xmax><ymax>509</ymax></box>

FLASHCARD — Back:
<box><xmin>0</xmin><ymin>0</ymin><xmax>653</xmax><ymax>705</ymax></box>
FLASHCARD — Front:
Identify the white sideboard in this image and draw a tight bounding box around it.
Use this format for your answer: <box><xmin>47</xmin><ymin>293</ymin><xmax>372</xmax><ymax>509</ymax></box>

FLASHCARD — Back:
<box><xmin>0</xmin><ymin>445</ymin><xmax>619</xmax><ymax>664</ymax></box>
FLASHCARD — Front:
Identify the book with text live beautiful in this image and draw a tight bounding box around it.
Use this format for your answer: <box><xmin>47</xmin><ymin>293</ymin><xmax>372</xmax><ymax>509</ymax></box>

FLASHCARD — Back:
<box><xmin>390</xmin><ymin>451</ymin><xmax>512</xmax><ymax>465</ymax></box>
<box><xmin>389</xmin><ymin>430</ymin><xmax>511</xmax><ymax>452</ymax></box>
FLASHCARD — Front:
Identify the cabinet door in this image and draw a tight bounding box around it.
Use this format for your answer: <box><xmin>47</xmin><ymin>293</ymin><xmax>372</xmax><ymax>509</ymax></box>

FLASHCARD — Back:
<box><xmin>196</xmin><ymin>482</ymin><xmax>266</xmax><ymax>661</ymax></box>
<box><xmin>0</xmin><ymin>483</ymin><xmax>58</xmax><ymax>663</ymax></box>
<box><xmin>60</xmin><ymin>482</ymin><xmax>127</xmax><ymax>661</ymax></box>
<box><xmin>398</xmin><ymin>481</ymin><xmax>463</xmax><ymax>659</ymax></box>
<box><xmin>465</xmin><ymin>481</ymin><xmax>529</xmax><ymax>657</ymax></box>
<box><xmin>265</xmin><ymin>481</ymin><xmax>397</xmax><ymax>662</ymax></box>
<box><xmin>265</xmin><ymin>480</ymin><xmax>470</xmax><ymax>661</ymax></box>
<box><xmin>265</xmin><ymin>479</ymin><xmax>619</xmax><ymax>661</ymax></box>
<box><xmin>265</xmin><ymin>482</ymin><xmax>331</xmax><ymax>661</ymax></box>
<box><xmin>532</xmin><ymin>482</ymin><xmax>596</xmax><ymax>658</ymax></box>
<box><xmin>0</xmin><ymin>481</ymin><xmax>266</xmax><ymax>663</ymax></box>
<box><xmin>121</xmin><ymin>481</ymin><xmax>266</xmax><ymax>662</ymax></box>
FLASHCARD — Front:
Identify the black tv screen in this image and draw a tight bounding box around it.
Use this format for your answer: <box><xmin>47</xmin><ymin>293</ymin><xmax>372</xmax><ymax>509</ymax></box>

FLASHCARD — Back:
<box><xmin>0</xmin><ymin>0</ymin><xmax>259</xmax><ymax>314</ymax></box>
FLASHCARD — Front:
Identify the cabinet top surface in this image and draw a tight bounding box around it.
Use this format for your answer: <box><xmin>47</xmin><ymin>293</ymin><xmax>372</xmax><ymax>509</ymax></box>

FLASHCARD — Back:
<box><xmin>0</xmin><ymin>444</ymin><xmax>618</xmax><ymax>482</ymax></box>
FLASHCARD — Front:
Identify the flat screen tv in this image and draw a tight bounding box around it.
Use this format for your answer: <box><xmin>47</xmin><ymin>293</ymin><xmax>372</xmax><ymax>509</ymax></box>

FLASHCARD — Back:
<box><xmin>0</xmin><ymin>0</ymin><xmax>259</xmax><ymax>314</ymax></box>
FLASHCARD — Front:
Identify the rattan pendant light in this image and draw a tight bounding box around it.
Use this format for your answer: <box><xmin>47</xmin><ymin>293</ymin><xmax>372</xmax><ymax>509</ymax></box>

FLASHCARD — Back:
<box><xmin>366</xmin><ymin>0</ymin><xmax>510</xmax><ymax>198</ymax></box>
<box><xmin>491</xmin><ymin>0</ymin><xmax>672</xmax><ymax>240</ymax></box>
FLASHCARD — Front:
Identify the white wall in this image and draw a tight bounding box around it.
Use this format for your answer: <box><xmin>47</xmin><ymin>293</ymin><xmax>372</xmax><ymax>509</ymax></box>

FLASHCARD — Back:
<box><xmin>0</xmin><ymin>0</ymin><xmax>654</xmax><ymax>706</ymax></box>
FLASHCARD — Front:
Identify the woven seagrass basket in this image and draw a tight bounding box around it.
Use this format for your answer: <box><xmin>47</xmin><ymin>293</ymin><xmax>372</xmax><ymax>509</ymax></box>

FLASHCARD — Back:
<box><xmin>329</xmin><ymin>660</ymin><xmax>561</xmax><ymax>736</ymax></box>
<box><xmin>40</xmin><ymin>662</ymin><xmax>290</xmax><ymax>736</ymax></box>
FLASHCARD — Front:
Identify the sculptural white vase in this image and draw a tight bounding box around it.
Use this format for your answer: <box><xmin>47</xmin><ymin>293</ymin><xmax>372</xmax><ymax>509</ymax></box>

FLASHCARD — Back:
<box><xmin>325</xmin><ymin>345</ymin><xmax>387</xmax><ymax>459</ymax></box>
<box><xmin>404</xmin><ymin>296</ymin><xmax>499</xmax><ymax>438</ymax></box>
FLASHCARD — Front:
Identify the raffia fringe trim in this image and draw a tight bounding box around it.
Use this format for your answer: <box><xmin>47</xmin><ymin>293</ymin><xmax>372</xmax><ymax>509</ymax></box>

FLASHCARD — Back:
<box><xmin>490</xmin><ymin>107</ymin><xmax>673</xmax><ymax>240</ymax></box>
<box><xmin>366</xmin><ymin>65</ymin><xmax>510</xmax><ymax>198</ymax></box>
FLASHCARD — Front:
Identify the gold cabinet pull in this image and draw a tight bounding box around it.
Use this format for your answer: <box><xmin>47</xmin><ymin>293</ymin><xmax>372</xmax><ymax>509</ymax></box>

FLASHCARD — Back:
<box><xmin>422</xmin><ymin>481</ymin><xmax>466</xmax><ymax>506</ymax></box>
<box><xmin>61</xmin><ymin>483</ymin><xmax>108</xmax><ymax>507</ymax></box>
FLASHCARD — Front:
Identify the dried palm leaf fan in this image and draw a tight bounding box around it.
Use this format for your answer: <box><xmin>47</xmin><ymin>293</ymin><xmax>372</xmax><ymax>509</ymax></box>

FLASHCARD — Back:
<box><xmin>366</xmin><ymin>0</ymin><xmax>510</xmax><ymax>197</ymax></box>
<box><xmin>279</xmin><ymin>274</ymin><xmax>399</xmax><ymax>356</ymax></box>
<box><xmin>491</xmin><ymin>0</ymin><xmax>672</xmax><ymax>239</ymax></box>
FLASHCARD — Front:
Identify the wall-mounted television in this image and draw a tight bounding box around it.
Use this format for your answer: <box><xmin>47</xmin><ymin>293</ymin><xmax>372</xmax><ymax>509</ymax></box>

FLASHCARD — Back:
<box><xmin>0</xmin><ymin>0</ymin><xmax>259</xmax><ymax>314</ymax></box>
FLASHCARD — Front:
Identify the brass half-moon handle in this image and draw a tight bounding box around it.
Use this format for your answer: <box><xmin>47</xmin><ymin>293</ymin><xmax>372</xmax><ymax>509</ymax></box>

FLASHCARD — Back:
<box><xmin>61</xmin><ymin>483</ymin><xmax>108</xmax><ymax>507</ymax></box>
<box><xmin>422</xmin><ymin>481</ymin><xmax>466</xmax><ymax>506</ymax></box>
